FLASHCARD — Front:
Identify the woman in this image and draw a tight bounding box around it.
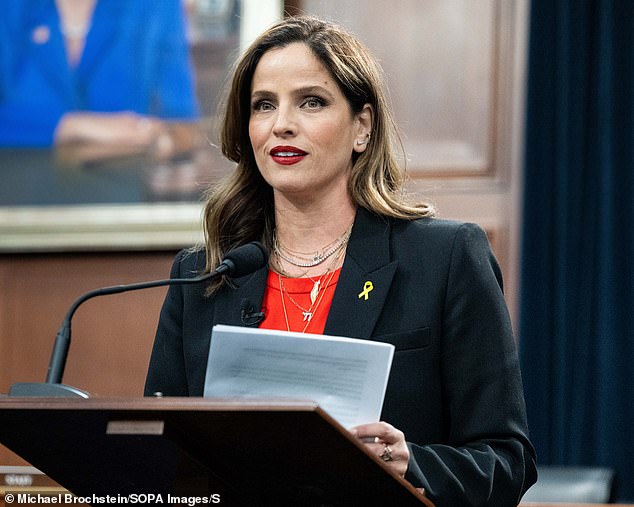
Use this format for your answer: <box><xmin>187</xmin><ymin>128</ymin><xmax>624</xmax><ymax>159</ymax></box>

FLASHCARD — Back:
<box><xmin>0</xmin><ymin>0</ymin><xmax>198</xmax><ymax>160</ymax></box>
<box><xmin>145</xmin><ymin>16</ymin><xmax>537</xmax><ymax>506</ymax></box>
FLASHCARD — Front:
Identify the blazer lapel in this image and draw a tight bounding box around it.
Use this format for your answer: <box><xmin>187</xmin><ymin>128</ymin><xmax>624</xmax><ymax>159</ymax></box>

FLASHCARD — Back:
<box><xmin>210</xmin><ymin>208</ymin><xmax>397</xmax><ymax>338</ymax></box>
<box><xmin>212</xmin><ymin>266</ymin><xmax>268</xmax><ymax>328</ymax></box>
<box><xmin>325</xmin><ymin>208</ymin><xmax>397</xmax><ymax>339</ymax></box>
<box><xmin>77</xmin><ymin>0</ymin><xmax>121</xmax><ymax>80</ymax></box>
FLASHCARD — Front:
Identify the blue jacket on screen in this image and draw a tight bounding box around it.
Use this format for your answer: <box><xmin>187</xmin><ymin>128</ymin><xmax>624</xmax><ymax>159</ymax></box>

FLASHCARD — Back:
<box><xmin>0</xmin><ymin>0</ymin><xmax>199</xmax><ymax>146</ymax></box>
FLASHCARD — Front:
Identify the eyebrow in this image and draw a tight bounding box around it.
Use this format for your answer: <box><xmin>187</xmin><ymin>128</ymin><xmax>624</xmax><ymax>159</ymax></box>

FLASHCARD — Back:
<box><xmin>251</xmin><ymin>85</ymin><xmax>336</xmax><ymax>101</ymax></box>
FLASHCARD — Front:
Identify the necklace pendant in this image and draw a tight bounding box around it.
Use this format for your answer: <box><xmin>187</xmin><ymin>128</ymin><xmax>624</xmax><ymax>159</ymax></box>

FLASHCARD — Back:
<box><xmin>302</xmin><ymin>311</ymin><xmax>313</xmax><ymax>322</ymax></box>
<box><xmin>310</xmin><ymin>280</ymin><xmax>320</xmax><ymax>304</ymax></box>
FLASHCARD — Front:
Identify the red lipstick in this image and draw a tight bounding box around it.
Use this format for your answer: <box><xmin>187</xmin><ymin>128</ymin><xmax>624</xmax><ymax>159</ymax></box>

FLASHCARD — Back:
<box><xmin>270</xmin><ymin>145</ymin><xmax>308</xmax><ymax>165</ymax></box>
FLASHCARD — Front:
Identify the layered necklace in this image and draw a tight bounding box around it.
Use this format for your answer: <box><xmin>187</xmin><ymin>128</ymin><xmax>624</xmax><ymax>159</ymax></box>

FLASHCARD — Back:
<box><xmin>272</xmin><ymin>225</ymin><xmax>352</xmax><ymax>333</ymax></box>
<box><xmin>273</xmin><ymin>224</ymin><xmax>352</xmax><ymax>269</ymax></box>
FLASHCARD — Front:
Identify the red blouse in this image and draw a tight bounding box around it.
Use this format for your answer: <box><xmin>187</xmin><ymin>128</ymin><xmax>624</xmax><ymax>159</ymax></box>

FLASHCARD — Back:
<box><xmin>259</xmin><ymin>268</ymin><xmax>342</xmax><ymax>334</ymax></box>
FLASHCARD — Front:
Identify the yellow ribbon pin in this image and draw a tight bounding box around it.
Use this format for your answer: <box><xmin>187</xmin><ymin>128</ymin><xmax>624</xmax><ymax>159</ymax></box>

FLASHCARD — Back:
<box><xmin>358</xmin><ymin>281</ymin><xmax>374</xmax><ymax>300</ymax></box>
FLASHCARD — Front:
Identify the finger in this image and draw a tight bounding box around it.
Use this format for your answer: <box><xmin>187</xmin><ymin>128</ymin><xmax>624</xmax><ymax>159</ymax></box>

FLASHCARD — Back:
<box><xmin>361</xmin><ymin>438</ymin><xmax>407</xmax><ymax>461</ymax></box>
<box><xmin>366</xmin><ymin>442</ymin><xmax>394</xmax><ymax>458</ymax></box>
<box><xmin>350</xmin><ymin>421</ymin><xmax>393</xmax><ymax>440</ymax></box>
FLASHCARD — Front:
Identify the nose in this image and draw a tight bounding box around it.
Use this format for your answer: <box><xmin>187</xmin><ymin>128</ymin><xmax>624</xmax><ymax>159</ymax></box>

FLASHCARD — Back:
<box><xmin>271</xmin><ymin>104</ymin><xmax>297</xmax><ymax>138</ymax></box>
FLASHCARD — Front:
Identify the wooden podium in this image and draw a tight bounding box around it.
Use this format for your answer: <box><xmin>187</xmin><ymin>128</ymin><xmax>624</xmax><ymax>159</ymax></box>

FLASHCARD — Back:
<box><xmin>0</xmin><ymin>397</ymin><xmax>434</xmax><ymax>506</ymax></box>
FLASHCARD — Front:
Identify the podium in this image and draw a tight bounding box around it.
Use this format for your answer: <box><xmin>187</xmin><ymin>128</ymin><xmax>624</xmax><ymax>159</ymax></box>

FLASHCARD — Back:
<box><xmin>0</xmin><ymin>397</ymin><xmax>434</xmax><ymax>506</ymax></box>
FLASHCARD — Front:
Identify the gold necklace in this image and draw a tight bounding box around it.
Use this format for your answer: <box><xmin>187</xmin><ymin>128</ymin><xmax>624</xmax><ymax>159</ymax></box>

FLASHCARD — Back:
<box><xmin>279</xmin><ymin>268</ymin><xmax>334</xmax><ymax>320</ymax></box>
<box><xmin>279</xmin><ymin>276</ymin><xmax>313</xmax><ymax>322</ymax></box>
<box><xmin>274</xmin><ymin>242</ymin><xmax>345</xmax><ymax>304</ymax></box>
<box><xmin>278</xmin><ymin>266</ymin><xmax>339</xmax><ymax>333</ymax></box>
<box><xmin>271</xmin><ymin>249</ymin><xmax>339</xmax><ymax>304</ymax></box>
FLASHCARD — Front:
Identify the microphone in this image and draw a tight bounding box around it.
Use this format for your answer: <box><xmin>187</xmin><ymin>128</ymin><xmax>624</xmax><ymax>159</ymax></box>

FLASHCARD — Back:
<box><xmin>9</xmin><ymin>242</ymin><xmax>268</xmax><ymax>398</ymax></box>
<box><xmin>240</xmin><ymin>298</ymin><xmax>266</xmax><ymax>326</ymax></box>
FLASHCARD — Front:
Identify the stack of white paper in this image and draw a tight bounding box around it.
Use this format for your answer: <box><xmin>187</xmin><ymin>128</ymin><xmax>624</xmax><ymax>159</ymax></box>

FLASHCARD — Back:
<box><xmin>204</xmin><ymin>325</ymin><xmax>395</xmax><ymax>428</ymax></box>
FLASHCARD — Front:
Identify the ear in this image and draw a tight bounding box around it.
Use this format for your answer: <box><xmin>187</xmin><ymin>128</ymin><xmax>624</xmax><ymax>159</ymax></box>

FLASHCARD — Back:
<box><xmin>353</xmin><ymin>103</ymin><xmax>374</xmax><ymax>153</ymax></box>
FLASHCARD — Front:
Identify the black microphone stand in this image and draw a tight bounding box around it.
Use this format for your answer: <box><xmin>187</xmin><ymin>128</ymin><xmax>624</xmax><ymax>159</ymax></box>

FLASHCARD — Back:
<box><xmin>9</xmin><ymin>272</ymin><xmax>217</xmax><ymax>398</ymax></box>
<box><xmin>8</xmin><ymin>241</ymin><xmax>267</xmax><ymax>398</ymax></box>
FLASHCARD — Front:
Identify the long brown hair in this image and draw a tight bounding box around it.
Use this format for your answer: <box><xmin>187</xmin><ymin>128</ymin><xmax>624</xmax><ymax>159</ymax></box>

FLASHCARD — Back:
<box><xmin>202</xmin><ymin>16</ymin><xmax>434</xmax><ymax>290</ymax></box>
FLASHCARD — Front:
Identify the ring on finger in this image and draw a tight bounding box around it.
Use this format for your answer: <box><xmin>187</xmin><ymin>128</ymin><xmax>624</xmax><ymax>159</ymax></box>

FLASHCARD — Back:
<box><xmin>379</xmin><ymin>443</ymin><xmax>393</xmax><ymax>462</ymax></box>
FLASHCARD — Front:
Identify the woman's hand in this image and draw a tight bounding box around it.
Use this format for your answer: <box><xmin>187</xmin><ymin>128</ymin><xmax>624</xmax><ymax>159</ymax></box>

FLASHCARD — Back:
<box><xmin>350</xmin><ymin>421</ymin><xmax>410</xmax><ymax>478</ymax></box>
<box><xmin>53</xmin><ymin>112</ymin><xmax>201</xmax><ymax>166</ymax></box>
<box><xmin>54</xmin><ymin>111</ymin><xmax>168</xmax><ymax>148</ymax></box>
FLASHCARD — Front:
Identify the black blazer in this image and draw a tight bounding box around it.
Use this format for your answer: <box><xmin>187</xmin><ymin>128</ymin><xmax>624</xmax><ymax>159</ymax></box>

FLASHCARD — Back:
<box><xmin>145</xmin><ymin>207</ymin><xmax>537</xmax><ymax>506</ymax></box>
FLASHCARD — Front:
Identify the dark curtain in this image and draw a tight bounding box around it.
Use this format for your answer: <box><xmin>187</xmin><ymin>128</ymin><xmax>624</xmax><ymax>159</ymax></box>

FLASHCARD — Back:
<box><xmin>520</xmin><ymin>0</ymin><xmax>634</xmax><ymax>501</ymax></box>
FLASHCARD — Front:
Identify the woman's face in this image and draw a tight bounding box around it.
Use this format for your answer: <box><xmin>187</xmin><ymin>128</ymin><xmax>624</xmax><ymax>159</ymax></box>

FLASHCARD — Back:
<box><xmin>248</xmin><ymin>42</ymin><xmax>371</xmax><ymax>204</ymax></box>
